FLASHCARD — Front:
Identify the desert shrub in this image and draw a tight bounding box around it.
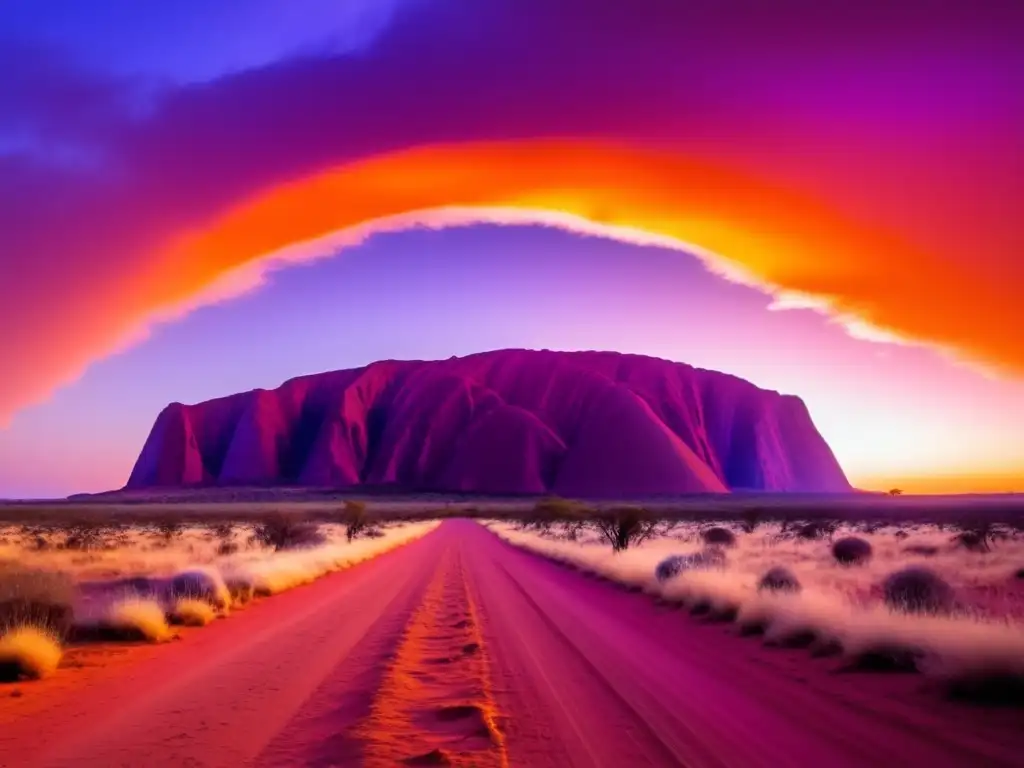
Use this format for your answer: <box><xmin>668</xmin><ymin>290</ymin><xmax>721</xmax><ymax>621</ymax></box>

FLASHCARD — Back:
<box><xmin>252</xmin><ymin>512</ymin><xmax>325</xmax><ymax>551</ymax></box>
<box><xmin>101</xmin><ymin>598</ymin><xmax>172</xmax><ymax>643</ymax></box>
<box><xmin>903</xmin><ymin>544</ymin><xmax>940</xmax><ymax>557</ymax></box>
<box><xmin>114</xmin><ymin>576</ymin><xmax>160</xmax><ymax>596</ymax></box>
<box><xmin>701</xmin><ymin>526</ymin><xmax>736</xmax><ymax>547</ymax></box>
<box><xmin>654</xmin><ymin>550</ymin><xmax>725</xmax><ymax>583</ymax></box>
<box><xmin>521</xmin><ymin>497</ymin><xmax>587</xmax><ymax>534</ymax></box>
<box><xmin>953</xmin><ymin>521</ymin><xmax>1009</xmax><ymax>553</ymax></box>
<box><xmin>169</xmin><ymin>569</ymin><xmax>230</xmax><ymax>609</ymax></box>
<box><xmin>0</xmin><ymin>627</ymin><xmax>62</xmax><ymax>681</ymax></box>
<box><xmin>168</xmin><ymin>598</ymin><xmax>216</xmax><ymax>627</ymax></box>
<box><xmin>0</xmin><ymin>565</ymin><xmax>75</xmax><ymax>637</ymax></box>
<box><xmin>883</xmin><ymin>567</ymin><xmax>954</xmax><ymax>614</ymax></box>
<box><xmin>62</xmin><ymin>522</ymin><xmax>105</xmax><ymax>551</ymax></box>
<box><xmin>740</xmin><ymin>507</ymin><xmax>764</xmax><ymax>534</ymax></box>
<box><xmin>217</xmin><ymin>541</ymin><xmax>239</xmax><ymax>556</ymax></box>
<box><xmin>1014</xmin><ymin>567</ymin><xmax>1024</xmax><ymax>580</ymax></box>
<box><xmin>593</xmin><ymin>506</ymin><xmax>659</xmax><ymax>552</ymax></box>
<box><xmin>341</xmin><ymin>500</ymin><xmax>368</xmax><ymax>542</ymax></box>
<box><xmin>153</xmin><ymin>519</ymin><xmax>183</xmax><ymax>544</ymax></box>
<box><xmin>758</xmin><ymin>566</ymin><xmax>801</xmax><ymax>593</ymax></box>
<box><xmin>831</xmin><ymin>536</ymin><xmax>873</xmax><ymax>565</ymax></box>
<box><xmin>225</xmin><ymin>578</ymin><xmax>254</xmax><ymax>605</ymax></box>
<box><xmin>796</xmin><ymin>521</ymin><xmax>838</xmax><ymax>540</ymax></box>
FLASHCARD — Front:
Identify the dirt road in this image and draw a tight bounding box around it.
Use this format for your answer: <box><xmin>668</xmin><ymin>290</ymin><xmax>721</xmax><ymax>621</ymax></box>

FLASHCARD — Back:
<box><xmin>2</xmin><ymin>520</ymin><xmax>1022</xmax><ymax>767</ymax></box>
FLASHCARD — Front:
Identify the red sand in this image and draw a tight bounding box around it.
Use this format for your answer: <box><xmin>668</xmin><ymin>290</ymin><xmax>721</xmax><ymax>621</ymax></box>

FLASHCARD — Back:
<box><xmin>2</xmin><ymin>520</ymin><xmax>1023</xmax><ymax>767</ymax></box>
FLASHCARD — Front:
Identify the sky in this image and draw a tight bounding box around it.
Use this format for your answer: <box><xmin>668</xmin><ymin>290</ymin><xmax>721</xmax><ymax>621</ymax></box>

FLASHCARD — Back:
<box><xmin>0</xmin><ymin>0</ymin><xmax>1021</xmax><ymax>497</ymax></box>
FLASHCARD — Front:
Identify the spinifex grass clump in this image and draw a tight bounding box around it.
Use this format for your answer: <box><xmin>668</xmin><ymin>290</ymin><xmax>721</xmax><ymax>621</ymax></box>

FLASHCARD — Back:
<box><xmin>0</xmin><ymin>563</ymin><xmax>75</xmax><ymax>638</ymax></box>
<box><xmin>170</xmin><ymin>568</ymin><xmax>230</xmax><ymax>610</ymax></box>
<box><xmin>101</xmin><ymin>597</ymin><xmax>173</xmax><ymax>643</ymax></box>
<box><xmin>168</xmin><ymin>598</ymin><xmax>216</xmax><ymax>627</ymax></box>
<box><xmin>758</xmin><ymin>566</ymin><xmax>800</xmax><ymax>593</ymax></box>
<box><xmin>0</xmin><ymin>626</ymin><xmax>63</xmax><ymax>681</ymax></box>
<box><xmin>832</xmin><ymin>536</ymin><xmax>873</xmax><ymax>565</ymax></box>
<box><xmin>701</xmin><ymin>527</ymin><xmax>737</xmax><ymax>547</ymax></box>
<box><xmin>655</xmin><ymin>550</ymin><xmax>725</xmax><ymax>582</ymax></box>
<box><xmin>883</xmin><ymin>567</ymin><xmax>955</xmax><ymax>614</ymax></box>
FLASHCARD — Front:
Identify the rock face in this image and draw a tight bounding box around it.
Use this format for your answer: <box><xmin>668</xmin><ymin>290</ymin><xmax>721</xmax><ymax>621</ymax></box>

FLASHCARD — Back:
<box><xmin>126</xmin><ymin>349</ymin><xmax>851</xmax><ymax>496</ymax></box>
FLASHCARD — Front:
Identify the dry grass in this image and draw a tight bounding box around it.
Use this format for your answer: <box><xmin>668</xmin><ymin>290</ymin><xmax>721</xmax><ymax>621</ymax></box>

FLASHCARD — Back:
<box><xmin>0</xmin><ymin>626</ymin><xmax>63</xmax><ymax>681</ymax></box>
<box><xmin>101</xmin><ymin>597</ymin><xmax>173</xmax><ymax>643</ymax></box>
<box><xmin>491</xmin><ymin>521</ymin><xmax>1024</xmax><ymax>700</ymax></box>
<box><xmin>169</xmin><ymin>598</ymin><xmax>217</xmax><ymax>627</ymax></box>
<box><xmin>0</xmin><ymin>564</ymin><xmax>75</xmax><ymax>636</ymax></box>
<box><xmin>221</xmin><ymin>521</ymin><xmax>440</xmax><ymax>596</ymax></box>
<box><xmin>169</xmin><ymin>568</ymin><xmax>231</xmax><ymax>610</ymax></box>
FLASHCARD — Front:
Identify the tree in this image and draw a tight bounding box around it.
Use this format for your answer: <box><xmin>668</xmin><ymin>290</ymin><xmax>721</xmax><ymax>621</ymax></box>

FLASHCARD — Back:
<box><xmin>889</xmin><ymin>488</ymin><xmax>904</xmax><ymax>497</ymax></box>
<box><xmin>593</xmin><ymin>506</ymin><xmax>660</xmax><ymax>552</ymax></box>
<box><xmin>342</xmin><ymin>500</ymin><xmax>369</xmax><ymax>542</ymax></box>
<box><xmin>252</xmin><ymin>512</ymin><xmax>323</xmax><ymax>551</ymax></box>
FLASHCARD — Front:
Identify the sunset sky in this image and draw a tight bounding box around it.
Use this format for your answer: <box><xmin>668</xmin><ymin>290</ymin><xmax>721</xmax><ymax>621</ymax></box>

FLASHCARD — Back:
<box><xmin>0</xmin><ymin>0</ymin><xmax>1021</xmax><ymax>498</ymax></box>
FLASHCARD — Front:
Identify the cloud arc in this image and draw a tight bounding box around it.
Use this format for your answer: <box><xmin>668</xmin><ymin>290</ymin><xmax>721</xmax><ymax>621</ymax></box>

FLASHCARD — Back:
<box><xmin>139</xmin><ymin>138</ymin><xmax>1019</xmax><ymax>361</ymax></box>
<box><xmin>2</xmin><ymin>0</ymin><xmax>1022</xmax><ymax>425</ymax></box>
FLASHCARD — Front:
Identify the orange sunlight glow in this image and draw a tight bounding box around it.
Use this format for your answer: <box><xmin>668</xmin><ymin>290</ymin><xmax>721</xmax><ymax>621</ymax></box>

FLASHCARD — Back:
<box><xmin>137</xmin><ymin>139</ymin><xmax>1020</xmax><ymax>380</ymax></box>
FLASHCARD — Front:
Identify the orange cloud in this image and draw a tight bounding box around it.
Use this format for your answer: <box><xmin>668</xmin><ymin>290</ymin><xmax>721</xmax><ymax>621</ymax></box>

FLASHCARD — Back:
<box><xmin>143</xmin><ymin>139</ymin><xmax>1020</xmax><ymax>361</ymax></box>
<box><xmin>4</xmin><ymin>139</ymin><xmax>1021</xmax><ymax>425</ymax></box>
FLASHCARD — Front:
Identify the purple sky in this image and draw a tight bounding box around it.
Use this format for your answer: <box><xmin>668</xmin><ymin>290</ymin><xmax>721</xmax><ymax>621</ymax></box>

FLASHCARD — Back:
<box><xmin>1</xmin><ymin>224</ymin><xmax>1022</xmax><ymax>498</ymax></box>
<box><xmin>1</xmin><ymin>1</ymin><xmax>1022</xmax><ymax>497</ymax></box>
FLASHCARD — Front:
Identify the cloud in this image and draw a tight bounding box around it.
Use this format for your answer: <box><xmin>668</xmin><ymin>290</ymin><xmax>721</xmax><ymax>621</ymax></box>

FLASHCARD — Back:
<box><xmin>0</xmin><ymin>0</ymin><xmax>1021</xmax><ymax>424</ymax></box>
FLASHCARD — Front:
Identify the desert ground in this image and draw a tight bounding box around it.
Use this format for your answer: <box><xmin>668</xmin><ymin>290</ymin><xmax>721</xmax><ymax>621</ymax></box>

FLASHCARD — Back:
<box><xmin>2</xmin><ymin>496</ymin><xmax>1024</xmax><ymax>767</ymax></box>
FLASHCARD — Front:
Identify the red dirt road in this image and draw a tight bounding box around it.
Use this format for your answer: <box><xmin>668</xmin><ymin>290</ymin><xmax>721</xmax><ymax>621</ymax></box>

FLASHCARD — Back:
<box><xmin>2</xmin><ymin>520</ymin><xmax>1023</xmax><ymax>767</ymax></box>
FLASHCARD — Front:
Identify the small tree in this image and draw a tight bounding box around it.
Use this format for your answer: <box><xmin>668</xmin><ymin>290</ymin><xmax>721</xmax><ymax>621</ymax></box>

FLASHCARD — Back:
<box><xmin>530</xmin><ymin>497</ymin><xmax>589</xmax><ymax>539</ymax></box>
<box><xmin>252</xmin><ymin>512</ymin><xmax>323</xmax><ymax>551</ymax></box>
<box><xmin>342</xmin><ymin>500</ymin><xmax>368</xmax><ymax>542</ymax></box>
<box><xmin>889</xmin><ymin>488</ymin><xmax>904</xmax><ymax>497</ymax></box>
<box><xmin>593</xmin><ymin>506</ymin><xmax>659</xmax><ymax>552</ymax></box>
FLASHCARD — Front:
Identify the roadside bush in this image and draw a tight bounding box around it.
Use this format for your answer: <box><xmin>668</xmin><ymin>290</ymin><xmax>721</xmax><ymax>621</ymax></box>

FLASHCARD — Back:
<box><xmin>169</xmin><ymin>569</ymin><xmax>230</xmax><ymax>609</ymax></box>
<box><xmin>100</xmin><ymin>598</ymin><xmax>172</xmax><ymax>643</ymax></box>
<box><xmin>168</xmin><ymin>598</ymin><xmax>216</xmax><ymax>627</ymax></box>
<box><xmin>0</xmin><ymin>627</ymin><xmax>62</xmax><ymax>681</ymax></box>
<box><xmin>225</xmin><ymin>578</ymin><xmax>254</xmax><ymax>605</ymax></box>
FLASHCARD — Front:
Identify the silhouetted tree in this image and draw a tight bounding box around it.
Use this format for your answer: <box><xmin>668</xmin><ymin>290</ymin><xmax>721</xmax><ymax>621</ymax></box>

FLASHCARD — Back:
<box><xmin>593</xmin><ymin>506</ymin><xmax>659</xmax><ymax>552</ymax></box>
<box><xmin>342</xmin><ymin>500</ymin><xmax>369</xmax><ymax>542</ymax></box>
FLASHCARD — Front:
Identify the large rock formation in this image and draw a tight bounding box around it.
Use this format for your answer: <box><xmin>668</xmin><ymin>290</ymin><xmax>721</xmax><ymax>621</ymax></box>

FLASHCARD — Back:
<box><xmin>126</xmin><ymin>349</ymin><xmax>851</xmax><ymax>496</ymax></box>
